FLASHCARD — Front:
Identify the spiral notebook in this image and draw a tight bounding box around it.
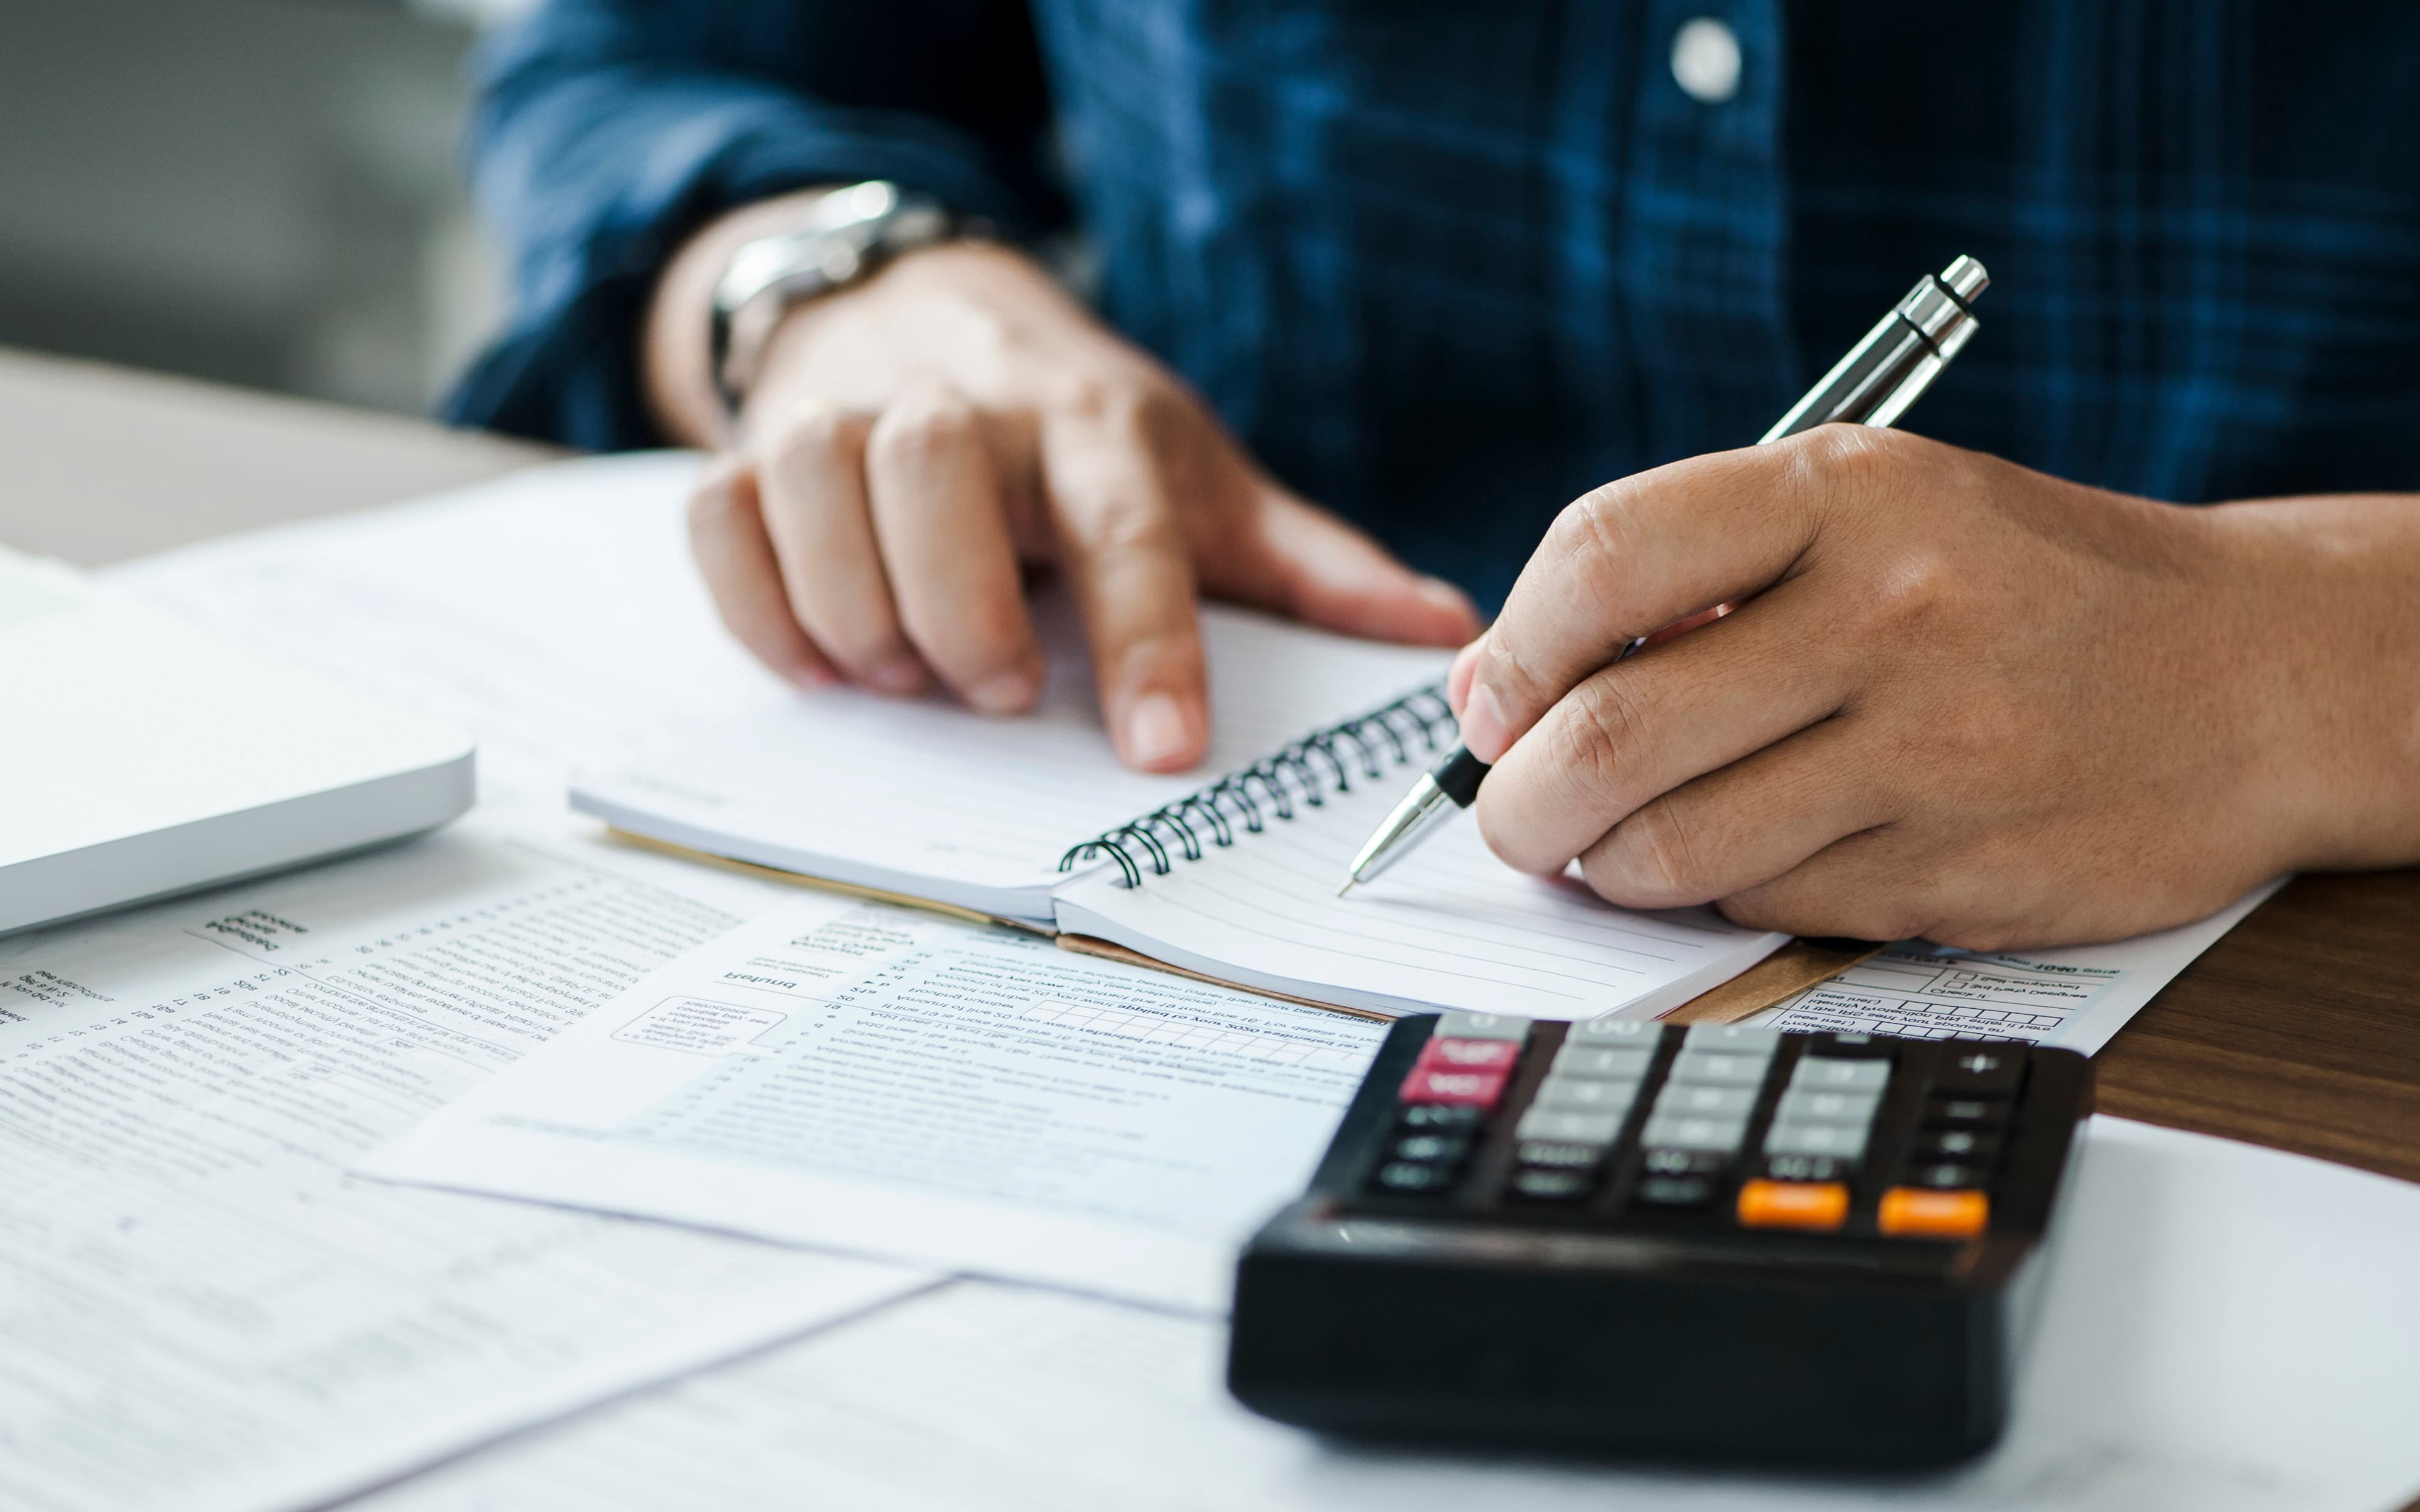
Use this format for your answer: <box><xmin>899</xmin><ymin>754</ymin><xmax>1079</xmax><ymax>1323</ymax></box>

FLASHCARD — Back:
<box><xmin>572</xmin><ymin>600</ymin><xmax>1788</xmax><ymax>1019</ymax></box>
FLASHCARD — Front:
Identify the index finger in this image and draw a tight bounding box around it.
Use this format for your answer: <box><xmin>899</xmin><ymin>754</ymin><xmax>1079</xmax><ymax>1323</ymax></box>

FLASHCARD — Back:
<box><xmin>1039</xmin><ymin>394</ymin><xmax>1209</xmax><ymax>772</ymax></box>
<box><xmin>1459</xmin><ymin>428</ymin><xmax>1853</xmax><ymax>761</ymax></box>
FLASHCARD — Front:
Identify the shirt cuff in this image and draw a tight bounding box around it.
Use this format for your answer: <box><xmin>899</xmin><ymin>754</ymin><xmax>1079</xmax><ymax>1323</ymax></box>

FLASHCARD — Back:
<box><xmin>445</xmin><ymin>81</ymin><xmax>1054</xmax><ymax>450</ymax></box>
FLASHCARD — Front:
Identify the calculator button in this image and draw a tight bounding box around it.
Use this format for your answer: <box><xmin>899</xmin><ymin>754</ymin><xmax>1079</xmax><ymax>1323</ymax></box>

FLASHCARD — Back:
<box><xmin>1773</xmin><ymin>1087</ymin><xmax>1881</xmax><ymax>1125</ymax></box>
<box><xmin>1396</xmin><ymin>1104</ymin><xmax>1484</xmax><ymax>1134</ymax></box>
<box><xmin>1789</xmin><ymin>1056</ymin><xmax>1889</xmax><ymax>1092</ymax></box>
<box><xmin>1518</xmin><ymin>1109</ymin><xmax>1624</xmax><ymax>1145</ymax></box>
<box><xmin>1902</xmin><ymin>1162</ymin><xmax>1988</xmax><ymax>1190</ymax></box>
<box><xmin>1533</xmin><ymin>1077</ymin><xmax>1642</xmax><ymax>1112</ymax></box>
<box><xmin>1641</xmin><ymin>1148</ymin><xmax>1731</xmax><ymax>1177</ymax></box>
<box><xmin>1640</xmin><ymin>1114</ymin><xmax>1749</xmax><ymax>1153</ymax></box>
<box><xmin>1553</xmin><ymin>1044</ymin><xmax>1654</xmax><ymax>1079</ymax></box>
<box><xmin>1919</xmin><ymin>1129</ymin><xmax>2003</xmax><ymax>1164</ymax></box>
<box><xmin>1400</xmin><ymin>1066</ymin><xmax>1510</xmax><ymax>1108</ymax></box>
<box><xmin>1763</xmin><ymin>1120</ymin><xmax>1871</xmax><ymax>1160</ymax></box>
<box><xmin>1933</xmin><ymin>1046</ymin><xmax>2026</xmax><ymax>1098</ymax></box>
<box><xmin>1632</xmin><ymin>1175</ymin><xmax>1716</xmax><ymax>1209</ymax></box>
<box><xmin>1926</xmin><ymin>1096</ymin><xmax>2011</xmax><ymax>1128</ymax></box>
<box><xmin>1372</xmin><ymin>1161</ymin><xmax>1458</xmax><ymax>1195</ymax></box>
<box><xmin>1413</xmin><ymin>1036</ymin><xmax>1523</xmax><ymax>1073</ymax></box>
<box><xmin>1565</xmin><ymin>1017</ymin><xmax>1660</xmax><ymax>1045</ymax></box>
<box><xmin>1389</xmin><ymin>1133</ymin><xmax>1471</xmax><ymax>1165</ymax></box>
<box><xmin>1683</xmin><ymin>1023</ymin><xmax>1782</xmax><ymax>1053</ymax></box>
<box><xmin>1804</xmin><ymin>1032</ymin><xmax>1894</xmax><ymax>1059</ymax></box>
<box><xmin>1878</xmin><ymin>1187</ymin><xmax>1990</xmax><ymax>1238</ymax></box>
<box><xmin>1516</xmin><ymin>1139</ymin><xmax>1608</xmax><ymax>1170</ymax></box>
<box><xmin>1762</xmin><ymin>1153</ymin><xmax>1856</xmax><ymax>1183</ymax></box>
<box><xmin>1666</xmin><ymin>1051</ymin><xmax>1772</xmax><ymax>1087</ymax></box>
<box><xmin>1736</xmin><ymin>1179</ymin><xmax>1849</xmax><ymax>1232</ymax></box>
<box><xmin>1507</xmin><ymin>1168</ymin><xmax>1595</xmax><ymax>1203</ymax></box>
<box><xmin>1435</xmin><ymin>1011</ymin><xmax>1531</xmax><ymax>1043</ymax></box>
<box><xmin>1652</xmin><ymin>1084</ymin><xmax>1758</xmax><ymax>1118</ymax></box>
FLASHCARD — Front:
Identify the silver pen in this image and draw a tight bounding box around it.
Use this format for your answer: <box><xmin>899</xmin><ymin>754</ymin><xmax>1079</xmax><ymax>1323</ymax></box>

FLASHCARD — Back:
<box><xmin>1338</xmin><ymin>255</ymin><xmax>1990</xmax><ymax>897</ymax></box>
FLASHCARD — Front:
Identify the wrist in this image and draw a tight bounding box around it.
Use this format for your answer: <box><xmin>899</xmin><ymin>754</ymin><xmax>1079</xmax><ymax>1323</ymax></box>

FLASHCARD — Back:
<box><xmin>645</xmin><ymin>187</ymin><xmax>844</xmax><ymax>449</ymax></box>
<box><xmin>2201</xmin><ymin>494</ymin><xmax>2420</xmax><ymax>872</ymax></box>
<box><xmin>646</xmin><ymin>185</ymin><xmax>987</xmax><ymax>449</ymax></box>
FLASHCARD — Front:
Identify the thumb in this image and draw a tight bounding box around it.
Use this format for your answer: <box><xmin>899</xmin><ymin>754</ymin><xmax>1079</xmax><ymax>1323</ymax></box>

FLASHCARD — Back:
<box><xmin>1205</xmin><ymin>487</ymin><xmax>1482</xmax><ymax>647</ymax></box>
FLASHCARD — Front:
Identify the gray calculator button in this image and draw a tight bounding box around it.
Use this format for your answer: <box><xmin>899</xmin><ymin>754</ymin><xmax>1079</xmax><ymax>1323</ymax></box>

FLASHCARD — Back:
<box><xmin>1667</xmin><ymin>1051</ymin><xmax>1772</xmax><ymax>1087</ymax></box>
<box><xmin>1682</xmin><ymin>1023</ymin><xmax>1781</xmax><ymax>1053</ymax></box>
<box><xmin>1652</xmin><ymin>1083</ymin><xmax>1757</xmax><ymax>1118</ymax></box>
<box><xmin>1507</xmin><ymin>1168</ymin><xmax>1594</xmax><ymax>1202</ymax></box>
<box><xmin>1774</xmin><ymin>1088</ymin><xmax>1881</xmax><ymax>1125</ymax></box>
<box><xmin>1565</xmin><ymin>1017</ymin><xmax>1658</xmax><ymax>1045</ymax></box>
<box><xmin>1632</xmin><ymin>1175</ymin><xmax>1714</xmax><ymax>1209</ymax></box>
<box><xmin>1436</xmin><ymin>1011</ymin><xmax>1531</xmax><ymax>1043</ymax></box>
<box><xmin>1789</xmin><ymin>1057</ymin><xmax>1890</xmax><ymax>1092</ymax></box>
<box><xmin>1517</xmin><ymin>1139</ymin><xmax>1608</xmax><ymax>1170</ymax></box>
<box><xmin>1763</xmin><ymin>1120</ymin><xmax>1871</xmax><ymax>1160</ymax></box>
<box><xmin>1640</xmin><ymin>1114</ymin><xmax>1749</xmax><ymax>1152</ymax></box>
<box><xmin>1553</xmin><ymin>1044</ymin><xmax>1654</xmax><ymax>1079</ymax></box>
<box><xmin>1533</xmin><ymin>1077</ymin><xmax>1641</xmax><ymax>1112</ymax></box>
<box><xmin>1517</xmin><ymin>1109</ymin><xmax>1624</xmax><ymax>1145</ymax></box>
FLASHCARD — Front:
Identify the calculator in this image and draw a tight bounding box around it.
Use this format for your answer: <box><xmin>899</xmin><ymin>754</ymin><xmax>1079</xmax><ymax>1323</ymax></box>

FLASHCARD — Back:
<box><xmin>1227</xmin><ymin>1014</ymin><xmax>2091</xmax><ymax>1467</ymax></box>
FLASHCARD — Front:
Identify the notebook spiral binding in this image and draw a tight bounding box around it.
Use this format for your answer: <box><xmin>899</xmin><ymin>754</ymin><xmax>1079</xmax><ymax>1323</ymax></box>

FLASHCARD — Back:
<box><xmin>1058</xmin><ymin>683</ymin><xmax>1458</xmax><ymax>888</ymax></box>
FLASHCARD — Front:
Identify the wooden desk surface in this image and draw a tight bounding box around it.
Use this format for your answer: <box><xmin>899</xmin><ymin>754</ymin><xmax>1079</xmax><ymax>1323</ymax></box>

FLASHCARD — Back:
<box><xmin>5</xmin><ymin>346</ymin><xmax>2416</xmax><ymax>1189</ymax></box>
<box><xmin>2098</xmin><ymin>870</ymin><xmax>2420</xmax><ymax>1184</ymax></box>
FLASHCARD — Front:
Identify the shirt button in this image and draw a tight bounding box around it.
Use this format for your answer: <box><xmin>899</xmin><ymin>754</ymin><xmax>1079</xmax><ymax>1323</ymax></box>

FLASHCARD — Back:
<box><xmin>1671</xmin><ymin>16</ymin><xmax>1742</xmax><ymax>104</ymax></box>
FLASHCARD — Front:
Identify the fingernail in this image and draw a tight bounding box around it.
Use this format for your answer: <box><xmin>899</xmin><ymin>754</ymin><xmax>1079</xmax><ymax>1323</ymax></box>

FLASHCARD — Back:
<box><xmin>1448</xmin><ymin>640</ymin><xmax>1484</xmax><ymax>713</ymax></box>
<box><xmin>1416</xmin><ymin>575</ymin><xmax>1474</xmax><ymax>617</ymax></box>
<box><xmin>789</xmin><ymin>663</ymin><xmax>837</xmax><ymax>690</ymax></box>
<box><xmin>968</xmin><ymin>667</ymin><xmax>1039</xmax><ymax>715</ymax></box>
<box><xmin>1125</xmin><ymin>692</ymin><xmax>1194</xmax><ymax>769</ymax></box>
<box><xmin>1461</xmin><ymin>680</ymin><xmax>1512</xmax><ymax>762</ymax></box>
<box><xmin>868</xmin><ymin>656</ymin><xmax>926</xmax><ymax>695</ymax></box>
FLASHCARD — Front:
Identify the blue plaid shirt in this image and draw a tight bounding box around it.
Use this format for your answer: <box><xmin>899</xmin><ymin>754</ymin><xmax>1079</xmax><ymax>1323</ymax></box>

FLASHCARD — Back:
<box><xmin>450</xmin><ymin>0</ymin><xmax>2420</xmax><ymax>609</ymax></box>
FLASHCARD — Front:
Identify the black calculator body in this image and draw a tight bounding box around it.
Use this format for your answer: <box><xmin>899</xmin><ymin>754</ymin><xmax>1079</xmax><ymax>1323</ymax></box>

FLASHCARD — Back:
<box><xmin>1228</xmin><ymin>1014</ymin><xmax>2090</xmax><ymax>1468</ymax></box>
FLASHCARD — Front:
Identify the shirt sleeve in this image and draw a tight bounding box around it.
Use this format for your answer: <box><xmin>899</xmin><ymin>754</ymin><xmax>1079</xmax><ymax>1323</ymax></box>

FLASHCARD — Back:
<box><xmin>442</xmin><ymin>0</ymin><xmax>1065</xmax><ymax>450</ymax></box>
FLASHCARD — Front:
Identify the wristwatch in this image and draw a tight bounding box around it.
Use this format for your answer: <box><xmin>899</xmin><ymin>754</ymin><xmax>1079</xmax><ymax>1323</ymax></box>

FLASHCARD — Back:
<box><xmin>708</xmin><ymin>181</ymin><xmax>974</xmax><ymax>417</ymax></box>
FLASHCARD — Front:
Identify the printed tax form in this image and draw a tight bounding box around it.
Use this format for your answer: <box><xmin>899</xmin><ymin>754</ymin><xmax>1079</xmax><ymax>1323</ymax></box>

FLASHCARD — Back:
<box><xmin>0</xmin><ymin>814</ymin><xmax>934</xmax><ymax>1512</ymax></box>
<box><xmin>366</xmin><ymin>892</ymin><xmax>1389</xmax><ymax>1310</ymax></box>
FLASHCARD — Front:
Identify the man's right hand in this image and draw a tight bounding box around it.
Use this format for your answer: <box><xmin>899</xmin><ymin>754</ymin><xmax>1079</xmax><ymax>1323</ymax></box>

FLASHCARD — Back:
<box><xmin>645</xmin><ymin>197</ymin><xmax>1477</xmax><ymax>772</ymax></box>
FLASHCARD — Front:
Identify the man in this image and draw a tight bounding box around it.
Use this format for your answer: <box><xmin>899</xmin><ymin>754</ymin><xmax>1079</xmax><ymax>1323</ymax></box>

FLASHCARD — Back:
<box><xmin>450</xmin><ymin>1</ymin><xmax>2420</xmax><ymax>950</ymax></box>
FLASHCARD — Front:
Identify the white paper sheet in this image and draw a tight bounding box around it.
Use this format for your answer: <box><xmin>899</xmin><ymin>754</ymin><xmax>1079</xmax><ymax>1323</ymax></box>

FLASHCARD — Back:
<box><xmin>363</xmin><ymin>897</ymin><xmax>1389</xmax><ymax>1310</ymax></box>
<box><xmin>345</xmin><ymin>1117</ymin><xmax>2420</xmax><ymax>1512</ymax></box>
<box><xmin>1054</xmin><ymin>785</ymin><xmax>1788</xmax><ymax>1018</ymax></box>
<box><xmin>109</xmin><ymin>450</ymin><xmax>794</xmax><ymax>806</ymax></box>
<box><xmin>0</xmin><ymin>813</ymin><xmax>935</xmax><ymax>1512</ymax></box>
<box><xmin>1749</xmin><ymin>882</ymin><xmax>2285</xmax><ymax>1055</ymax></box>
<box><xmin>571</xmin><ymin>594</ymin><xmax>1457</xmax><ymax>921</ymax></box>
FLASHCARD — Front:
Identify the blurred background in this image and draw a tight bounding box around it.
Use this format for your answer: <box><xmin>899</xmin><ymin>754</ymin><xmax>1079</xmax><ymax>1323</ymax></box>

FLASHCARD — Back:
<box><xmin>0</xmin><ymin>0</ymin><xmax>525</xmax><ymax>417</ymax></box>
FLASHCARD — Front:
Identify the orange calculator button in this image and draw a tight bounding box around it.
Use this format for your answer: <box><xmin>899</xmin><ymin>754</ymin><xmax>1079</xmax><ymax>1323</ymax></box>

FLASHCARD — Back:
<box><xmin>1735</xmin><ymin>1179</ymin><xmax>1849</xmax><ymax>1231</ymax></box>
<box><xmin>1878</xmin><ymin>1187</ymin><xmax>1990</xmax><ymax>1238</ymax></box>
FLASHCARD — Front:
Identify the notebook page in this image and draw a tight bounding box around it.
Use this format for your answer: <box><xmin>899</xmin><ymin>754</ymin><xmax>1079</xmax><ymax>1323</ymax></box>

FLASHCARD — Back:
<box><xmin>1053</xmin><ymin>766</ymin><xmax>1788</xmax><ymax>1018</ymax></box>
<box><xmin>572</xmin><ymin>595</ymin><xmax>1450</xmax><ymax>922</ymax></box>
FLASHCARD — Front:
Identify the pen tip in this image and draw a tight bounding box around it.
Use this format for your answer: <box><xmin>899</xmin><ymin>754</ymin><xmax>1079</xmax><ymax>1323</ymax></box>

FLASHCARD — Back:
<box><xmin>1335</xmin><ymin>879</ymin><xmax>1356</xmax><ymax>899</ymax></box>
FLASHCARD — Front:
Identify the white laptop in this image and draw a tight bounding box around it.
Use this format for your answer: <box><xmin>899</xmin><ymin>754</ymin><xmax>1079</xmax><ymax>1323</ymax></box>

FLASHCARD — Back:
<box><xmin>1</xmin><ymin>545</ymin><xmax>474</xmax><ymax>935</ymax></box>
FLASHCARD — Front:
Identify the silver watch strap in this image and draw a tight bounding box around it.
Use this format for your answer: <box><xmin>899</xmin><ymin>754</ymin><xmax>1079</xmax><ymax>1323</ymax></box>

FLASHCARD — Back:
<box><xmin>709</xmin><ymin>182</ymin><xmax>966</xmax><ymax>417</ymax></box>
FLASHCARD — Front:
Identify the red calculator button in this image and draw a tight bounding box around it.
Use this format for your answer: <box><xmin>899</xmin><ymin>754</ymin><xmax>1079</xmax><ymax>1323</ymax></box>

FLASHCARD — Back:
<box><xmin>1399</xmin><ymin>1066</ymin><xmax>1510</xmax><ymax>1108</ymax></box>
<box><xmin>1415</xmin><ymin>1036</ymin><xmax>1523</xmax><ymax>1073</ymax></box>
<box><xmin>1878</xmin><ymin>1187</ymin><xmax>1990</xmax><ymax>1239</ymax></box>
